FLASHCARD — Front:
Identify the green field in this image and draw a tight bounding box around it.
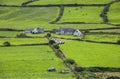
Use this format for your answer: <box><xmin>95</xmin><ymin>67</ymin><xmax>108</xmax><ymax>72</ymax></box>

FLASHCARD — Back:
<box><xmin>0</xmin><ymin>7</ymin><xmax>59</xmax><ymax>23</ymax></box>
<box><xmin>108</xmin><ymin>2</ymin><xmax>120</xmax><ymax>24</ymax></box>
<box><xmin>60</xmin><ymin>40</ymin><xmax>120</xmax><ymax>67</ymax></box>
<box><xmin>0</xmin><ymin>0</ymin><xmax>113</xmax><ymax>5</ymax></box>
<box><xmin>0</xmin><ymin>46</ymin><xmax>75</xmax><ymax>79</ymax></box>
<box><xmin>0</xmin><ymin>6</ymin><xmax>117</xmax><ymax>30</ymax></box>
<box><xmin>0</xmin><ymin>38</ymin><xmax>47</xmax><ymax>45</ymax></box>
<box><xmin>0</xmin><ymin>31</ymin><xmax>46</xmax><ymax>37</ymax></box>
<box><xmin>0</xmin><ymin>31</ymin><xmax>21</xmax><ymax>37</ymax></box>
<box><xmin>84</xmin><ymin>34</ymin><xmax>120</xmax><ymax>43</ymax></box>
<box><xmin>29</xmin><ymin>0</ymin><xmax>112</xmax><ymax>5</ymax></box>
<box><xmin>59</xmin><ymin>7</ymin><xmax>104</xmax><ymax>23</ymax></box>
<box><xmin>52</xmin><ymin>33</ymin><xmax>81</xmax><ymax>39</ymax></box>
<box><xmin>0</xmin><ymin>0</ymin><xmax>120</xmax><ymax>78</ymax></box>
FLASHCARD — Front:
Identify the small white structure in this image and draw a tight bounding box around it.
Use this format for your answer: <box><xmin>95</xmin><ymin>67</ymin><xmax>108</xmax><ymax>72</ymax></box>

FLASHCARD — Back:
<box><xmin>73</xmin><ymin>29</ymin><xmax>82</xmax><ymax>36</ymax></box>
<box><xmin>50</xmin><ymin>38</ymin><xmax>64</xmax><ymax>44</ymax></box>
<box><xmin>48</xmin><ymin>67</ymin><xmax>56</xmax><ymax>72</ymax></box>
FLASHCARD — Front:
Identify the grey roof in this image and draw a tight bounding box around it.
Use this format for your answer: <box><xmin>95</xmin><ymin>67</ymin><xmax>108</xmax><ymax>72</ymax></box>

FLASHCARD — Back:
<box><xmin>56</xmin><ymin>28</ymin><xmax>75</xmax><ymax>33</ymax></box>
<box><xmin>24</xmin><ymin>28</ymin><xmax>44</xmax><ymax>33</ymax></box>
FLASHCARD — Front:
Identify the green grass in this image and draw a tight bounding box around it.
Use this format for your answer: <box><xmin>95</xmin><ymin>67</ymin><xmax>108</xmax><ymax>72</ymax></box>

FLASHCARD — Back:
<box><xmin>29</xmin><ymin>0</ymin><xmax>113</xmax><ymax>5</ymax></box>
<box><xmin>52</xmin><ymin>33</ymin><xmax>81</xmax><ymax>39</ymax></box>
<box><xmin>84</xmin><ymin>34</ymin><xmax>120</xmax><ymax>43</ymax></box>
<box><xmin>0</xmin><ymin>7</ymin><xmax>118</xmax><ymax>30</ymax></box>
<box><xmin>0</xmin><ymin>38</ymin><xmax>47</xmax><ymax>45</ymax></box>
<box><xmin>26</xmin><ymin>33</ymin><xmax>47</xmax><ymax>37</ymax></box>
<box><xmin>0</xmin><ymin>0</ymin><xmax>113</xmax><ymax>5</ymax></box>
<box><xmin>0</xmin><ymin>46</ymin><xmax>75</xmax><ymax>79</ymax></box>
<box><xmin>58</xmin><ymin>7</ymin><xmax>104</xmax><ymax>23</ymax></box>
<box><xmin>0</xmin><ymin>31</ymin><xmax>21</xmax><ymax>37</ymax></box>
<box><xmin>60</xmin><ymin>40</ymin><xmax>120</xmax><ymax>67</ymax></box>
<box><xmin>0</xmin><ymin>20</ymin><xmax>116</xmax><ymax>30</ymax></box>
<box><xmin>0</xmin><ymin>0</ymin><xmax>28</xmax><ymax>5</ymax></box>
<box><xmin>108</xmin><ymin>2</ymin><xmax>120</xmax><ymax>24</ymax></box>
<box><xmin>0</xmin><ymin>7</ymin><xmax>59</xmax><ymax>22</ymax></box>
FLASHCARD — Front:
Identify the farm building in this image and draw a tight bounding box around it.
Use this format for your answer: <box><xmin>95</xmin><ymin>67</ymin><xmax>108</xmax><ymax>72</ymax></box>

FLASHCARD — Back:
<box><xmin>55</xmin><ymin>28</ymin><xmax>82</xmax><ymax>36</ymax></box>
<box><xmin>24</xmin><ymin>28</ymin><xmax>44</xmax><ymax>34</ymax></box>
<box><xmin>50</xmin><ymin>38</ymin><xmax>64</xmax><ymax>44</ymax></box>
<box><xmin>47</xmin><ymin>67</ymin><xmax>56</xmax><ymax>72</ymax></box>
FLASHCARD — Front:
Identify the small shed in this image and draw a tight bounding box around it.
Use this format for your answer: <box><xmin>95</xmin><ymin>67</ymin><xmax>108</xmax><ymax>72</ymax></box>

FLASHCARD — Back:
<box><xmin>47</xmin><ymin>67</ymin><xmax>56</xmax><ymax>72</ymax></box>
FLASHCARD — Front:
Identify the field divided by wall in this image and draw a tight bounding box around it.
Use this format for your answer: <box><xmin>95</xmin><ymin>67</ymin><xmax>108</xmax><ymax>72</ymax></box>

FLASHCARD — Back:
<box><xmin>0</xmin><ymin>0</ymin><xmax>113</xmax><ymax>5</ymax></box>
<box><xmin>60</xmin><ymin>40</ymin><xmax>120</xmax><ymax>67</ymax></box>
<box><xmin>0</xmin><ymin>46</ymin><xmax>75</xmax><ymax>79</ymax></box>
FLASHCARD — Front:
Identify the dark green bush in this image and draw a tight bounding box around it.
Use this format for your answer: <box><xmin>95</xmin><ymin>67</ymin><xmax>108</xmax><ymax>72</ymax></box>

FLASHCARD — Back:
<box><xmin>74</xmin><ymin>66</ymin><xmax>84</xmax><ymax>72</ymax></box>
<box><xmin>53</xmin><ymin>44</ymin><xmax>59</xmax><ymax>49</ymax></box>
<box><xmin>49</xmin><ymin>40</ymin><xmax>55</xmax><ymax>45</ymax></box>
<box><xmin>64</xmin><ymin>59</ymin><xmax>75</xmax><ymax>65</ymax></box>
<box><xmin>3</xmin><ymin>41</ymin><xmax>11</xmax><ymax>46</ymax></box>
<box><xmin>107</xmin><ymin>76</ymin><xmax>120</xmax><ymax>79</ymax></box>
<box><xmin>117</xmin><ymin>40</ymin><xmax>120</xmax><ymax>44</ymax></box>
<box><xmin>46</xmin><ymin>33</ymin><xmax>51</xmax><ymax>38</ymax></box>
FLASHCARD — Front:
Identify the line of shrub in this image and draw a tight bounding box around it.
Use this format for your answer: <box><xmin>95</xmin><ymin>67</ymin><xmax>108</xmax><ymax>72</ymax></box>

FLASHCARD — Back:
<box><xmin>75</xmin><ymin>67</ymin><xmax>120</xmax><ymax>72</ymax></box>
<box><xmin>56</xmin><ymin>22</ymin><xmax>104</xmax><ymax>24</ymax></box>
<box><xmin>0</xmin><ymin>3</ymin><xmax>106</xmax><ymax>7</ymax></box>
<box><xmin>50</xmin><ymin>5</ymin><xmax>64</xmax><ymax>24</ymax></box>
<box><xmin>83</xmin><ymin>67</ymin><xmax>120</xmax><ymax>72</ymax></box>
<box><xmin>21</xmin><ymin>0</ymin><xmax>39</xmax><ymax>6</ymax></box>
<box><xmin>80</xmin><ymin>27</ymin><xmax>120</xmax><ymax>31</ymax></box>
<box><xmin>1</xmin><ymin>42</ymin><xmax>48</xmax><ymax>47</ymax></box>
<box><xmin>0</xmin><ymin>28</ymin><xmax>23</xmax><ymax>31</ymax></box>
<box><xmin>86</xmin><ymin>32</ymin><xmax>120</xmax><ymax>34</ymax></box>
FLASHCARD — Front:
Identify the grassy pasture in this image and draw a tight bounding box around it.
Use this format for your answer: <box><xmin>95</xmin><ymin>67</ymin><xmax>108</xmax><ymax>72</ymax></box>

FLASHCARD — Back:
<box><xmin>0</xmin><ymin>7</ymin><xmax>118</xmax><ymax>30</ymax></box>
<box><xmin>29</xmin><ymin>0</ymin><xmax>113</xmax><ymax>5</ymax></box>
<box><xmin>0</xmin><ymin>7</ymin><xmax>59</xmax><ymax>22</ymax></box>
<box><xmin>84</xmin><ymin>34</ymin><xmax>120</xmax><ymax>43</ymax></box>
<box><xmin>0</xmin><ymin>46</ymin><xmax>75</xmax><ymax>79</ymax></box>
<box><xmin>0</xmin><ymin>38</ymin><xmax>47</xmax><ymax>45</ymax></box>
<box><xmin>0</xmin><ymin>0</ymin><xmax>113</xmax><ymax>5</ymax></box>
<box><xmin>108</xmin><ymin>2</ymin><xmax>120</xmax><ymax>24</ymax></box>
<box><xmin>0</xmin><ymin>0</ymin><xmax>28</xmax><ymax>5</ymax></box>
<box><xmin>52</xmin><ymin>33</ymin><xmax>81</xmax><ymax>39</ymax></box>
<box><xmin>58</xmin><ymin>7</ymin><xmax>104</xmax><ymax>23</ymax></box>
<box><xmin>0</xmin><ymin>31</ymin><xmax>21</xmax><ymax>37</ymax></box>
<box><xmin>60</xmin><ymin>40</ymin><xmax>120</xmax><ymax>67</ymax></box>
<box><xmin>89</xmin><ymin>29</ymin><xmax>120</xmax><ymax>33</ymax></box>
<box><xmin>0</xmin><ymin>20</ymin><xmax>116</xmax><ymax>30</ymax></box>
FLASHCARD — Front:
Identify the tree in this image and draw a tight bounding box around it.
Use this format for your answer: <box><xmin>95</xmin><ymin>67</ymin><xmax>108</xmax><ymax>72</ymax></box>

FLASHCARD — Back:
<box><xmin>3</xmin><ymin>41</ymin><xmax>11</xmax><ymax>46</ymax></box>
<box><xmin>53</xmin><ymin>44</ymin><xmax>59</xmax><ymax>49</ymax></box>
<box><xmin>107</xmin><ymin>76</ymin><xmax>120</xmax><ymax>79</ymax></box>
<box><xmin>46</xmin><ymin>33</ymin><xmax>51</xmax><ymax>38</ymax></box>
<box><xmin>49</xmin><ymin>40</ymin><xmax>55</xmax><ymax>45</ymax></box>
<box><xmin>75</xmin><ymin>66</ymin><xmax>84</xmax><ymax>72</ymax></box>
<box><xmin>117</xmin><ymin>40</ymin><xmax>120</xmax><ymax>44</ymax></box>
<box><xmin>64</xmin><ymin>59</ymin><xmax>75</xmax><ymax>64</ymax></box>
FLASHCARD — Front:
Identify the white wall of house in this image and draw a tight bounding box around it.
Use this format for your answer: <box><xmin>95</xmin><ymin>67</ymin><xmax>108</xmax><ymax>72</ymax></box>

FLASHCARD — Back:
<box><xmin>73</xmin><ymin>29</ymin><xmax>82</xmax><ymax>36</ymax></box>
